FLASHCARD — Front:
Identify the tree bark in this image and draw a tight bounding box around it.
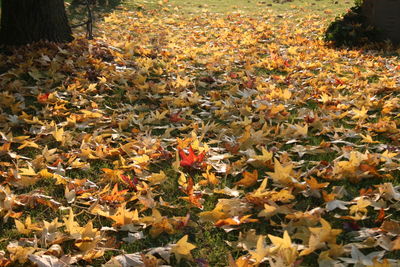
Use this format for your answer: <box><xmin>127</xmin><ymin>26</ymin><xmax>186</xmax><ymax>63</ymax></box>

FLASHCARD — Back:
<box><xmin>0</xmin><ymin>0</ymin><xmax>74</xmax><ymax>45</ymax></box>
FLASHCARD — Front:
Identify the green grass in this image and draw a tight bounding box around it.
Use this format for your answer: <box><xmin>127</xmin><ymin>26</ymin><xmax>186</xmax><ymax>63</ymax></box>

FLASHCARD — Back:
<box><xmin>127</xmin><ymin>0</ymin><xmax>353</xmax><ymax>16</ymax></box>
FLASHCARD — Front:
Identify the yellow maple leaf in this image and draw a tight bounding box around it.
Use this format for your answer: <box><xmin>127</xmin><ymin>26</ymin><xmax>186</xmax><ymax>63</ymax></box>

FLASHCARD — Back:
<box><xmin>150</xmin><ymin>216</ymin><xmax>174</xmax><ymax>237</ymax></box>
<box><xmin>38</xmin><ymin>169</ymin><xmax>53</xmax><ymax>179</ymax></box>
<box><xmin>18</xmin><ymin>165</ymin><xmax>36</xmax><ymax>176</ymax></box>
<box><xmin>249</xmin><ymin>235</ymin><xmax>268</xmax><ymax>264</ymax></box>
<box><xmin>200</xmin><ymin>165</ymin><xmax>219</xmax><ymax>185</ymax></box>
<box><xmin>351</xmin><ymin>106</ymin><xmax>368</xmax><ymax>120</ymax></box>
<box><xmin>17</xmin><ymin>140</ymin><xmax>39</xmax><ymax>150</ymax></box>
<box><xmin>300</xmin><ymin>218</ymin><xmax>342</xmax><ymax>256</ymax></box>
<box><xmin>305</xmin><ymin>177</ymin><xmax>329</xmax><ymax>190</ymax></box>
<box><xmin>147</xmin><ymin>170</ymin><xmax>167</xmax><ymax>184</ymax></box>
<box><xmin>228</xmin><ymin>254</ymin><xmax>253</xmax><ymax>267</ymax></box>
<box><xmin>267</xmin><ymin>159</ymin><xmax>297</xmax><ymax>186</ymax></box>
<box><xmin>235</xmin><ymin>170</ymin><xmax>258</xmax><ymax>187</ymax></box>
<box><xmin>248</xmin><ymin>147</ymin><xmax>273</xmax><ymax>168</ymax></box>
<box><xmin>132</xmin><ymin>154</ymin><xmax>150</xmax><ymax>164</ymax></box>
<box><xmin>360</xmin><ymin>134</ymin><xmax>379</xmax><ymax>144</ymax></box>
<box><xmin>381</xmin><ymin>150</ymin><xmax>398</xmax><ymax>162</ymax></box>
<box><xmin>258</xmin><ymin>204</ymin><xmax>278</xmax><ymax>219</ymax></box>
<box><xmin>63</xmin><ymin>209</ymin><xmax>82</xmax><ymax>238</ymax></box>
<box><xmin>15</xmin><ymin>216</ymin><xmax>42</xmax><ymax>235</ymax></box>
<box><xmin>268</xmin><ymin>230</ymin><xmax>292</xmax><ymax>250</ymax></box>
<box><xmin>7</xmin><ymin>243</ymin><xmax>35</xmax><ymax>264</ymax></box>
<box><xmin>267</xmin><ymin>230</ymin><xmax>299</xmax><ymax>265</ymax></box>
<box><xmin>101</xmin><ymin>168</ymin><xmax>124</xmax><ymax>183</ymax></box>
<box><xmin>349</xmin><ymin>197</ymin><xmax>371</xmax><ymax>216</ymax></box>
<box><xmin>108</xmin><ymin>204</ymin><xmax>139</xmax><ymax>226</ymax></box>
<box><xmin>171</xmin><ymin>235</ymin><xmax>196</xmax><ymax>263</ymax></box>
<box><xmin>198</xmin><ymin>204</ymin><xmax>228</xmax><ymax>223</ymax></box>
<box><xmin>333</xmin><ymin>151</ymin><xmax>367</xmax><ymax>179</ymax></box>
<box><xmin>367</xmin><ymin>259</ymin><xmax>393</xmax><ymax>267</ymax></box>
<box><xmin>178</xmin><ymin>171</ymin><xmax>187</xmax><ymax>186</ymax></box>
<box><xmin>52</xmin><ymin>126</ymin><xmax>64</xmax><ymax>142</ymax></box>
<box><xmin>294</xmin><ymin>124</ymin><xmax>308</xmax><ymax>137</ymax></box>
<box><xmin>75</xmin><ymin>221</ymin><xmax>101</xmax><ymax>252</ymax></box>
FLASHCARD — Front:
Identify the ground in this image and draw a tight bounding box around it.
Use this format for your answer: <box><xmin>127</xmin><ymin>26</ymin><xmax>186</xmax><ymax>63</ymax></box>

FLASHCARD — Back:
<box><xmin>1</xmin><ymin>0</ymin><xmax>400</xmax><ymax>266</ymax></box>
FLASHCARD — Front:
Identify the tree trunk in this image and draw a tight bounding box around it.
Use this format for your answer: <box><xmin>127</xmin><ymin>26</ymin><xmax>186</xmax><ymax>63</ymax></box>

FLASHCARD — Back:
<box><xmin>362</xmin><ymin>0</ymin><xmax>400</xmax><ymax>44</ymax></box>
<box><xmin>0</xmin><ymin>0</ymin><xmax>74</xmax><ymax>45</ymax></box>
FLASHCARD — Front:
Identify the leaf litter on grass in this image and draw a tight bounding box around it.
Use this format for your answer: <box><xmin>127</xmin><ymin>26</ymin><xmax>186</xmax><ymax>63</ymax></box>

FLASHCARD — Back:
<box><xmin>1</xmin><ymin>2</ymin><xmax>400</xmax><ymax>266</ymax></box>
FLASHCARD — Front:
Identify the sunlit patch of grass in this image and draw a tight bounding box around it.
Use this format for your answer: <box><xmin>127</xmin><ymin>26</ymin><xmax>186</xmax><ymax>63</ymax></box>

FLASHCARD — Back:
<box><xmin>126</xmin><ymin>0</ymin><xmax>352</xmax><ymax>17</ymax></box>
<box><xmin>192</xmin><ymin>225</ymin><xmax>236</xmax><ymax>267</ymax></box>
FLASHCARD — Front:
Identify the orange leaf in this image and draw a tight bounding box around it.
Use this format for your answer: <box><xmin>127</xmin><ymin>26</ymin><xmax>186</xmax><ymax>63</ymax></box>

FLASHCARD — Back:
<box><xmin>180</xmin><ymin>178</ymin><xmax>203</xmax><ymax>209</ymax></box>
<box><xmin>235</xmin><ymin>170</ymin><xmax>258</xmax><ymax>187</ymax></box>
<box><xmin>37</xmin><ymin>93</ymin><xmax>50</xmax><ymax>103</ymax></box>
<box><xmin>375</xmin><ymin>208</ymin><xmax>385</xmax><ymax>223</ymax></box>
<box><xmin>179</xmin><ymin>146</ymin><xmax>205</xmax><ymax>169</ymax></box>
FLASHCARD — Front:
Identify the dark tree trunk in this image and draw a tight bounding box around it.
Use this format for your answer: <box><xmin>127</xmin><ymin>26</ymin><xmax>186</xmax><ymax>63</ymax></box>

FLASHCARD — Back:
<box><xmin>362</xmin><ymin>0</ymin><xmax>400</xmax><ymax>44</ymax></box>
<box><xmin>0</xmin><ymin>0</ymin><xmax>74</xmax><ymax>45</ymax></box>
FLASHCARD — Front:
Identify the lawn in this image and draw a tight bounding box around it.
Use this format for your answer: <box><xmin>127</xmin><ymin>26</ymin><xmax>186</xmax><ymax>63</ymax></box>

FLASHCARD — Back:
<box><xmin>1</xmin><ymin>0</ymin><xmax>400</xmax><ymax>266</ymax></box>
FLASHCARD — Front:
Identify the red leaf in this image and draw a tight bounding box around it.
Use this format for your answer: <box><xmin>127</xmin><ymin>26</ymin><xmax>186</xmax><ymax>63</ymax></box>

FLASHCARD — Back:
<box><xmin>334</xmin><ymin>77</ymin><xmax>344</xmax><ymax>85</ymax></box>
<box><xmin>120</xmin><ymin>174</ymin><xmax>138</xmax><ymax>191</ymax></box>
<box><xmin>179</xmin><ymin>146</ymin><xmax>205</xmax><ymax>169</ymax></box>
<box><xmin>37</xmin><ymin>93</ymin><xmax>50</xmax><ymax>103</ymax></box>
<box><xmin>375</xmin><ymin>208</ymin><xmax>385</xmax><ymax>223</ymax></box>
<box><xmin>170</xmin><ymin>112</ymin><xmax>184</xmax><ymax>123</ymax></box>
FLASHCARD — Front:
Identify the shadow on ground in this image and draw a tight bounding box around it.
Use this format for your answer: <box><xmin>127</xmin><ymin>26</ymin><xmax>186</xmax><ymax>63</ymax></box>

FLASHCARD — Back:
<box><xmin>66</xmin><ymin>0</ymin><xmax>129</xmax><ymax>33</ymax></box>
<box><xmin>324</xmin><ymin>5</ymin><xmax>399</xmax><ymax>58</ymax></box>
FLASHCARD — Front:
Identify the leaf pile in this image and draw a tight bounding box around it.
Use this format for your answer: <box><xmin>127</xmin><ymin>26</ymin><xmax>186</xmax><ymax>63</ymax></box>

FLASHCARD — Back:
<box><xmin>1</xmin><ymin>4</ymin><xmax>400</xmax><ymax>266</ymax></box>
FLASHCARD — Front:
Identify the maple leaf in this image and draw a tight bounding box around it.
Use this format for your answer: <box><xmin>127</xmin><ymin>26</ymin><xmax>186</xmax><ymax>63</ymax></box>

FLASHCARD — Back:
<box><xmin>147</xmin><ymin>209</ymin><xmax>175</xmax><ymax>237</ymax></box>
<box><xmin>300</xmin><ymin>218</ymin><xmax>342</xmax><ymax>256</ymax></box>
<box><xmin>228</xmin><ymin>254</ymin><xmax>252</xmax><ymax>267</ymax></box>
<box><xmin>199</xmin><ymin>165</ymin><xmax>219</xmax><ymax>185</ymax></box>
<box><xmin>235</xmin><ymin>170</ymin><xmax>258</xmax><ymax>187</ymax></box>
<box><xmin>325</xmin><ymin>199</ymin><xmax>350</xmax><ymax>211</ymax></box>
<box><xmin>351</xmin><ymin>106</ymin><xmax>368</xmax><ymax>120</ymax></box>
<box><xmin>75</xmin><ymin>221</ymin><xmax>102</xmax><ymax>253</ymax></box>
<box><xmin>198</xmin><ymin>204</ymin><xmax>228</xmax><ymax>223</ymax></box>
<box><xmin>339</xmin><ymin>246</ymin><xmax>385</xmax><ymax>266</ymax></box>
<box><xmin>247</xmin><ymin>147</ymin><xmax>273</xmax><ymax>168</ymax></box>
<box><xmin>41</xmin><ymin>217</ymin><xmax>64</xmax><ymax>245</ymax></box>
<box><xmin>258</xmin><ymin>202</ymin><xmax>293</xmax><ymax>219</ymax></box>
<box><xmin>108</xmin><ymin>204</ymin><xmax>139</xmax><ymax>227</ymax></box>
<box><xmin>101</xmin><ymin>168</ymin><xmax>124</xmax><ymax>183</ymax></box>
<box><xmin>178</xmin><ymin>146</ymin><xmax>206</xmax><ymax>169</ymax></box>
<box><xmin>349</xmin><ymin>197</ymin><xmax>371</xmax><ymax>219</ymax></box>
<box><xmin>215</xmin><ymin>214</ymin><xmax>258</xmax><ymax>228</ymax></box>
<box><xmin>267</xmin><ymin>231</ymin><xmax>299</xmax><ymax>266</ymax></box>
<box><xmin>63</xmin><ymin>209</ymin><xmax>82</xmax><ymax>239</ymax></box>
<box><xmin>171</xmin><ymin>235</ymin><xmax>196</xmax><ymax>263</ymax></box>
<box><xmin>14</xmin><ymin>216</ymin><xmax>42</xmax><ymax>235</ymax></box>
<box><xmin>180</xmin><ymin>177</ymin><xmax>203</xmax><ymax>209</ymax></box>
<box><xmin>170</xmin><ymin>112</ymin><xmax>184</xmax><ymax>123</ymax></box>
<box><xmin>147</xmin><ymin>170</ymin><xmax>167</xmax><ymax>184</ymax></box>
<box><xmin>360</xmin><ymin>134</ymin><xmax>380</xmax><ymax>144</ymax></box>
<box><xmin>304</xmin><ymin>177</ymin><xmax>329</xmax><ymax>197</ymax></box>
<box><xmin>268</xmin><ymin>230</ymin><xmax>292</xmax><ymax>250</ymax></box>
<box><xmin>7</xmin><ymin>242</ymin><xmax>35</xmax><ymax>264</ymax></box>
<box><xmin>367</xmin><ymin>259</ymin><xmax>395</xmax><ymax>267</ymax></box>
<box><xmin>267</xmin><ymin>159</ymin><xmax>303</xmax><ymax>188</ymax></box>
<box><xmin>249</xmin><ymin>236</ymin><xmax>268</xmax><ymax>264</ymax></box>
<box><xmin>29</xmin><ymin>254</ymin><xmax>78</xmax><ymax>267</ymax></box>
<box><xmin>37</xmin><ymin>93</ymin><xmax>50</xmax><ymax>103</ymax></box>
